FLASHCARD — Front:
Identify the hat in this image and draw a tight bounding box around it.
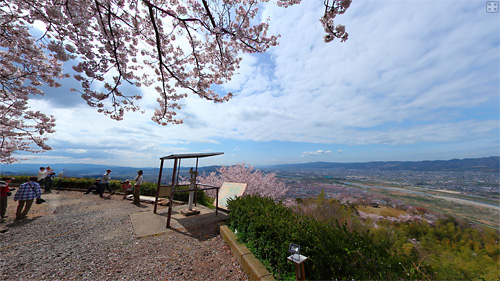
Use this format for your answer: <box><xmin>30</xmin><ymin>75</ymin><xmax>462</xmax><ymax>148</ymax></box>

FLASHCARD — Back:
<box><xmin>1</xmin><ymin>177</ymin><xmax>14</xmax><ymax>181</ymax></box>
<box><xmin>137</xmin><ymin>170</ymin><xmax>143</xmax><ymax>174</ymax></box>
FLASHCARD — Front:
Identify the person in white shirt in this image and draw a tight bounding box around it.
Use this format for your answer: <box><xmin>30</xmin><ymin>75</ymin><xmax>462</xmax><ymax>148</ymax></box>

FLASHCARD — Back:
<box><xmin>102</xmin><ymin>169</ymin><xmax>112</xmax><ymax>194</ymax></box>
<box><xmin>37</xmin><ymin>167</ymin><xmax>46</xmax><ymax>189</ymax></box>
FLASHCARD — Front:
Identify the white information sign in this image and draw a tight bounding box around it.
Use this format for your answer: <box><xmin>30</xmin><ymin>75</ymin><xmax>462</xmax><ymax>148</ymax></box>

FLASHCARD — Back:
<box><xmin>218</xmin><ymin>182</ymin><xmax>247</xmax><ymax>210</ymax></box>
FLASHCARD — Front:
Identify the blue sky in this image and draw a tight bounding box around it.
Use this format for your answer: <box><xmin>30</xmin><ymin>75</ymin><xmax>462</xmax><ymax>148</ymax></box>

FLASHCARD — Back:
<box><xmin>19</xmin><ymin>0</ymin><xmax>500</xmax><ymax>168</ymax></box>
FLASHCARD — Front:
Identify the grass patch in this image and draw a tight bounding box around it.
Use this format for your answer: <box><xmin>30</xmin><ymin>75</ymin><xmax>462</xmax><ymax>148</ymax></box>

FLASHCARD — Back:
<box><xmin>357</xmin><ymin>205</ymin><xmax>407</xmax><ymax>218</ymax></box>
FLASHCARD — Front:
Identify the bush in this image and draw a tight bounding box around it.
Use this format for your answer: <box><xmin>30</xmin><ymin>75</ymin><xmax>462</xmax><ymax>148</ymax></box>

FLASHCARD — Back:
<box><xmin>227</xmin><ymin>194</ymin><xmax>425</xmax><ymax>280</ymax></box>
<box><xmin>60</xmin><ymin>177</ymin><xmax>95</xmax><ymax>189</ymax></box>
<box><xmin>4</xmin><ymin>175</ymin><xmax>30</xmax><ymax>184</ymax></box>
<box><xmin>139</xmin><ymin>182</ymin><xmax>157</xmax><ymax>196</ymax></box>
<box><xmin>5</xmin><ymin>175</ymin><xmax>141</xmax><ymax>195</ymax></box>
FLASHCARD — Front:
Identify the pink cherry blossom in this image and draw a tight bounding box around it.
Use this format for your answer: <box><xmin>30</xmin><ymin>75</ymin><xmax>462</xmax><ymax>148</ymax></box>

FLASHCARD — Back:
<box><xmin>197</xmin><ymin>162</ymin><xmax>288</xmax><ymax>199</ymax></box>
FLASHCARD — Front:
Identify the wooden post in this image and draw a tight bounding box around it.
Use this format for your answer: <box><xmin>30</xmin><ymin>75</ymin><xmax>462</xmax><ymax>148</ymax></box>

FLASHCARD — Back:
<box><xmin>215</xmin><ymin>188</ymin><xmax>219</xmax><ymax>216</ymax></box>
<box><xmin>187</xmin><ymin>168</ymin><xmax>197</xmax><ymax>210</ymax></box>
<box><xmin>194</xmin><ymin>157</ymin><xmax>199</xmax><ymax>206</ymax></box>
<box><xmin>287</xmin><ymin>255</ymin><xmax>307</xmax><ymax>281</ymax></box>
<box><xmin>154</xmin><ymin>159</ymin><xmax>164</xmax><ymax>214</ymax></box>
<box><xmin>295</xmin><ymin>262</ymin><xmax>306</xmax><ymax>281</ymax></box>
<box><xmin>166</xmin><ymin>157</ymin><xmax>178</xmax><ymax>228</ymax></box>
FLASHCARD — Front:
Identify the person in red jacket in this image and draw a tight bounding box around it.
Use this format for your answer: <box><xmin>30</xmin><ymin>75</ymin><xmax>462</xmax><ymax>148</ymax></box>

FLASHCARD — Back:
<box><xmin>0</xmin><ymin>177</ymin><xmax>15</xmax><ymax>222</ymax></box>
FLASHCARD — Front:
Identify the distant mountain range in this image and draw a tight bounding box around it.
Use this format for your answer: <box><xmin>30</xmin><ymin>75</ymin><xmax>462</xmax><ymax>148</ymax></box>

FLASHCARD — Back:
<box><xmin>0</xmin><ymin>163</ymin><xmax>140</xmax><ymax>178</ymax></box>
<box><xmin>0</xmin><ymin>163</ymin><xmax>220</xmax><ymax>183</ymax></box>
<box><xmin>1</xmin><ymin>156</ymin><xmax>498</xmax><ymax>180</ymax></box>
<box><xmin>265</xmin><ymin>156</ymin><xmax>499</xmax><ymax>173</ymax></box>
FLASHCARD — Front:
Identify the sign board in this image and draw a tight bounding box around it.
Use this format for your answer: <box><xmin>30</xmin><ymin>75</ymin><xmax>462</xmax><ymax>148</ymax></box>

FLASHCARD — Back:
<box><xmin>158</xmin><ymin>185</ymin><xmax>172</xmax><ymax>197</ymax></box>
<box><xmin>218</xmin><ymin>182</ymin><xmax>247</xmax><ymax>210</ymax></box>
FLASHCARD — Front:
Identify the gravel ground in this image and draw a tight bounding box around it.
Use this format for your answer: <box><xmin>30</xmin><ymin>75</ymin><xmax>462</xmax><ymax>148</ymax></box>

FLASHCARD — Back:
<box><xmin>0</xmin><ymin>190</ymin><xmax>248</xmax><ymax>280</ymax></box>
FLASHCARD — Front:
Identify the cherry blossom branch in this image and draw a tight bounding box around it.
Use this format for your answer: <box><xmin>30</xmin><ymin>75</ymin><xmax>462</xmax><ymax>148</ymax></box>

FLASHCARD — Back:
<box><xmin>1</xmin><ymin>0</ymin><xmax>350</xmax><ymax>162</ymax></box>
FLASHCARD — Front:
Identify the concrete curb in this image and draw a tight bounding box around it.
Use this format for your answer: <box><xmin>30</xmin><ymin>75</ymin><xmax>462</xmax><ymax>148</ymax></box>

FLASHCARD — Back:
<box><xmin>220</xmin><ymin>223</ymin><xmax>275</xmax><ymax>281</ymax></box>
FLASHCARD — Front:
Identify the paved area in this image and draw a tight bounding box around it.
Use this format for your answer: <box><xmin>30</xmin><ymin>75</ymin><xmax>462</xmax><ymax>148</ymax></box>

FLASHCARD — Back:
<box><xmin>130</xmin><ymin>204</ymin><xmax>228</xmax><ymax>237</ymax></box>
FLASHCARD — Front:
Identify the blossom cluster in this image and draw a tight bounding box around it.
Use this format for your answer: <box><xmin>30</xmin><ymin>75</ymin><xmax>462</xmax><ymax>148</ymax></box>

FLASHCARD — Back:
<box><xmin>278</xmin><ymin>0</ymin><xmax>351</xmax><ymax>42</ymax></box>
<box><xmin>358</xmin><ymin>211</ymin><xmax>438</xmax><ymax>228</ymax></box>
<box><xmin>0</xmin><ymin>9</ymin><xmax>64</xmax><ymax>163</ymax></box>
<box><xmin>196</xmin><ymin>162</ymin><xmax>288</xmax><ymax>199</ymax></box>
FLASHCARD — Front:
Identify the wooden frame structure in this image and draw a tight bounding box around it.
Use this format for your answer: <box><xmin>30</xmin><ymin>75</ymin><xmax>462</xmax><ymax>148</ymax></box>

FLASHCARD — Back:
<box><xmin>154</xmin><ymin>152</ymin><xmax>224</xmax><ymax>228</ymax></box>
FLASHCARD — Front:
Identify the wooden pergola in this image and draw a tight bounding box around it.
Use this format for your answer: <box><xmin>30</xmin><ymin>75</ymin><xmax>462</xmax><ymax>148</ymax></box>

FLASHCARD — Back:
<box><xmin>154</xmin><ymin>152</ymin><xmax>224</xmax><ymax>228</ymax></box>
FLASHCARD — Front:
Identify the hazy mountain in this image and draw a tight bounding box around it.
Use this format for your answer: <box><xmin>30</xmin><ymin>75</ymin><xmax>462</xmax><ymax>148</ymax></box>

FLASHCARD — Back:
<box><xmin>0</xmin><ymin>163</ymin><xmax>135</xmax><ymax>177</ymax></box>
<box><xmin>264</xmin><ymin>156</ymin><xmax>499</xmax><ymax>172</ymax></box>
<box><xmin>0</xmin><ymin>163</ymin><xmax>220</xmax><ymax>183</ymax></box>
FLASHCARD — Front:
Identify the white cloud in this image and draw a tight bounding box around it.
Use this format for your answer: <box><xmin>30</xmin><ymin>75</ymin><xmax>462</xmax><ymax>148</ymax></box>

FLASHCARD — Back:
<box><xmin>301</xmin><ymin>150</ymin><xmax>332</xmax><ymax>157</ymax></box>
<box><xmin>169</xmin><ymin>0</ymin><xmax>498</xmax><ymax>146</ymax></box>
<box><xmin>65</xmin><ymin>149</ymin><xmax>88</xmax><ymax>154</ymax></box>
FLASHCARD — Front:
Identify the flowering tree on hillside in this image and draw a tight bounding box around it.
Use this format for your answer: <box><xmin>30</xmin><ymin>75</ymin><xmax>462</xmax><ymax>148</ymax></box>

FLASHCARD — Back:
<box><xmin>197</xmin><ymin>163</ymin><xmax>288</xmax><ymax>199</ymax></box>
<box><xmin>0</xmin><ymin>0</ymin><xmax>351</xmax><ymax>163</ymax></box>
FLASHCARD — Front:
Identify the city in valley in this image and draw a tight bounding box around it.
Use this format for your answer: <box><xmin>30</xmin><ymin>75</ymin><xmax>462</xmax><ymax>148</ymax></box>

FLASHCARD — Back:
<box><xmin>276</xmin><ymin>167</ymin><xmax>499</xmax><ymax>230</ymax></box>
<box><xmin>2</xmin><ymin>157</ymin><xmax>499</xmax><ymax>229</ymax></box>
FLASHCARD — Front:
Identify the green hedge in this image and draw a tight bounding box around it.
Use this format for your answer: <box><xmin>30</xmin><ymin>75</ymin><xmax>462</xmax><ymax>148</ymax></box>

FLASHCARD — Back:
<box><xmin>227</xmin><ymin>194</ymin><xmax>425</xmax><ymax>280</ymax></box>
<box><xmin>6</xmin><ymin>176</ymin><xmax>120</xmax><ymax>190</ymax></box>
<box><xmin>4</xmin><ymin>176</ymin><xmax>212</xmax><ymax>207</ymax></box>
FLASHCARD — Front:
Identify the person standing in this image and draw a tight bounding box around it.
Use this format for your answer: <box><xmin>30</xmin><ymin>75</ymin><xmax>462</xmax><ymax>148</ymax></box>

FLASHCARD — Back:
<box><xmin>44</xmin><ymin>166</ymin><xmax>55</xmax><ymax>193</ymax></box>
<box><xmin>0</xmin><ymin>177</ymin><xmax>15</xmax><ymax>222</ymax></box>
<box><xmin>56</xmin><ymin>169</ymin><xmax>65</xmax><ymax>191</ymax></box>
<box><xmin>102</xmin><ymin>169</ymin><xmax>112</xmax><ymax>194</ymax></box>
<box><xmin>13</xmin><ymin>176</ymin><xmax>42</xmax><ymax>220</ymax></box>
<box><xmin>37</xmin><ymin>167</ymin><xmax>46</xmax><ymax>189</ymax></box>
<box><xmin>133</xmin><ymin>170</ymin><xmax>143</xmax><ymax>205</ymax></box>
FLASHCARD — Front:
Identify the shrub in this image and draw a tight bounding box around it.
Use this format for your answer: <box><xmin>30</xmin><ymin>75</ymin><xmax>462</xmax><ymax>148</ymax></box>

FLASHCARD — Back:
<box><xmin>227</xmin><ymin>194</ymin><xmax>423</xmax><ymax>280</ymax></box>
<box><xmin>292</xmin><ymin>192</ymin><xmax>363</xmax><ymax>232</ymax></box>
<box><xmin>3</xmin><ymin>175</ymin><xmax>30</xmax><ymax>184</ymax></box>
<box><xmin>139</xmin><ymin>182</ymin><xmax>157</xmax><ymax>196</ymax></box>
